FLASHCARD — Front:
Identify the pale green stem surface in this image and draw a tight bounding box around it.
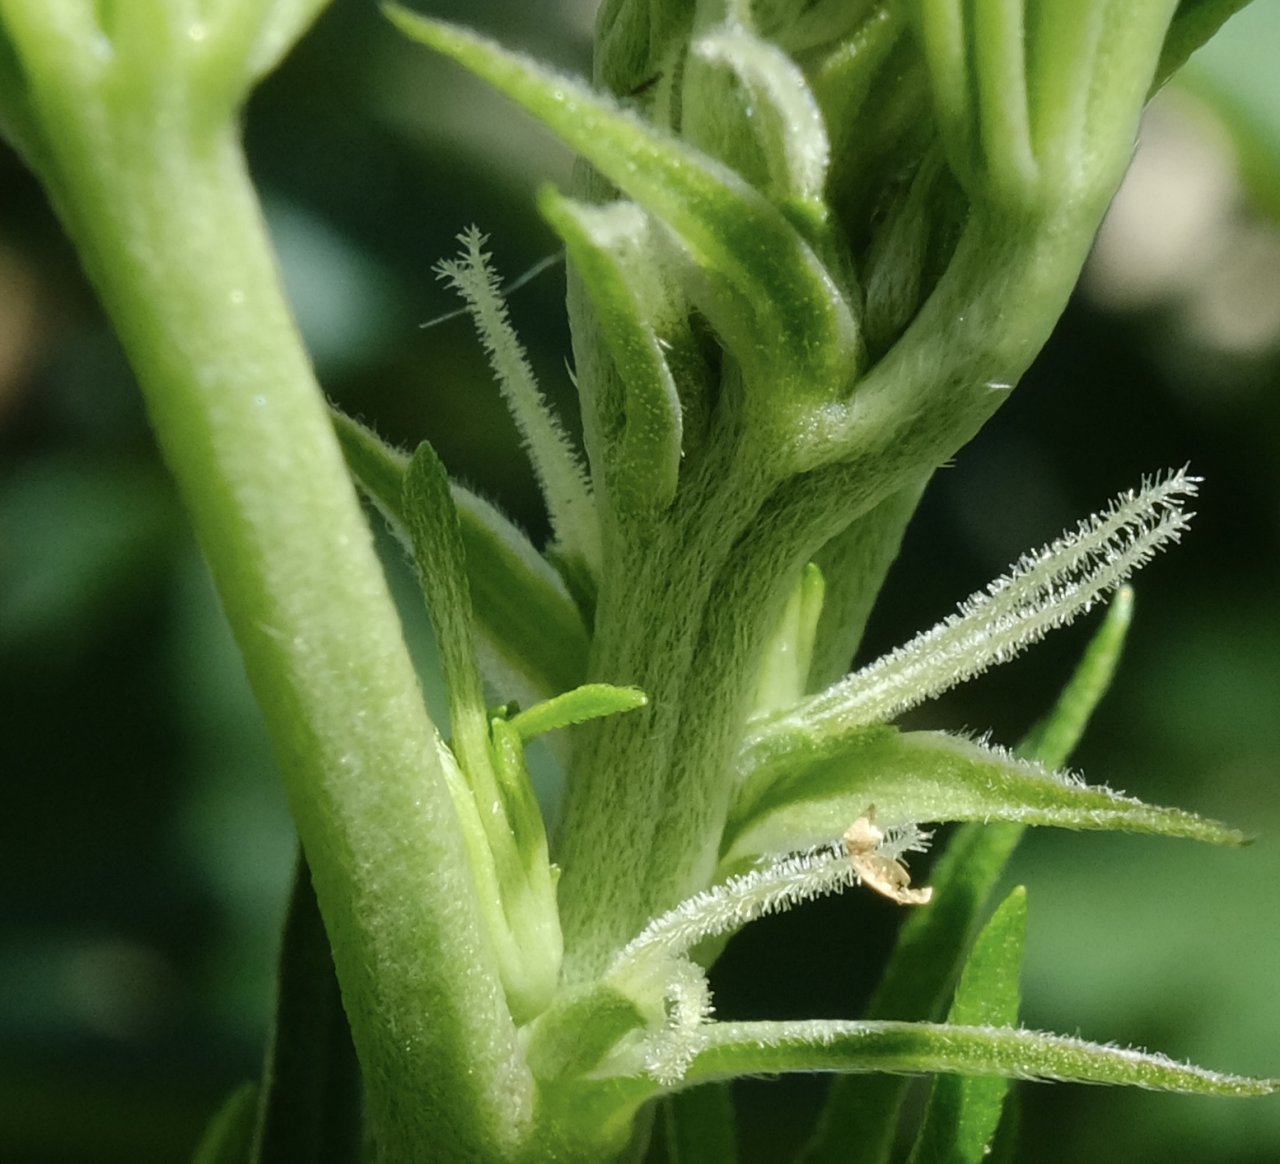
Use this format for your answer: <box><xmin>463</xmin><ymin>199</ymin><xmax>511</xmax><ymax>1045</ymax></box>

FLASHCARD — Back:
<box><xmin>4</xmin><ymin>12</ymin><xmax>531</xmax><ymax>1155</ymax></box>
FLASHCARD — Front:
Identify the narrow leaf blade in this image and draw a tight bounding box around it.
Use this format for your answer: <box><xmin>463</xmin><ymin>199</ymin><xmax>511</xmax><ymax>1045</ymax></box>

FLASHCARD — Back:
<box><xmin>664</xmin><ymin>1083</ymin><xmax>740</xmax><ymax>1164</ymax></box>
<box><xmin>403</xmin><ymin>440</ymin><xmax>489</xmax><ymax>772</ymax></box>
<box><xmin>724</xmin><ymin>725</ymin><xmax>1245</xmax><ymax>868</ymax></box>
<box><xmin>538</xmin><ymin>191</ymin><xmax>683</xmax><ymax>514</ymax></box>
<box><xmin>1017</xmin><ymin>585</ymin><xmax>1134</xmax><ymax>769</ymax></box>
<box><xmin>1154</xmin><ymin>0</ymin><xmax>1256</xmax><ymax>91</ymax></box>
<box><xmin>332</xmin><ymin>409</ymin><xmax>589</xmax><ymax>699</ymax></box>
<box><xmin>509</xmin><ymin>683</ymin><xmax>647</xmax><ymax>743</ymax></box>
<box><xmin>250</xmin><ymin>856</ymin><xmax>360</xmax><ymax>1164</ymax></box>
<box><xmin>906</xmin><ymin>886</ymin><xmax>1027</xmax><ymax>1164</ymax></box>
<box><xmin>453</xmin><ymin>487</ymin><xmax>591</xmax><ymax>700</ymax></box>
<box><xmin>191</xmin><ymin>1083</ymin><xmax>256</xmax><ymax>1164</ymax></box>
<box><xmin>682</xmin><ymin>1019</ymin><xmax>1276</xmax><ymax>1097</ymax></box>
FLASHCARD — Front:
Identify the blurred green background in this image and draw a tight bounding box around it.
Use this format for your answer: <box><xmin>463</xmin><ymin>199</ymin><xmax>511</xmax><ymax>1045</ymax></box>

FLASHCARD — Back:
<box><xmin>1</xmin><ymin>2</ymin><xmax>1278</xmax><ymax>1161</ymax></box>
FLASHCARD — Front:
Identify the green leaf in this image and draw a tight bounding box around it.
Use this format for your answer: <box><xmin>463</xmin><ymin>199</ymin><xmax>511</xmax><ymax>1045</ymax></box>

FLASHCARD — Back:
<box><xmin>906</xmin><ymin>886</ymin><xmax>1027</xmax><ymax>1164</ymax></box>
<box><xmin>985</xmin><ymin>1088</ymin><xmax>1020</xmax><ymax>1164</ymax></box>
<box><xmin>250</xmin><ymin>856</ymin><xmax>360</xmax><ymax>1164</ymax></box>
<box><xmin>385</xmin><ymin>5</ymin><xmax>859</xmax><ymax>411</ymax></box>
<box><xmin>1018</xmin><ymin>584</ymin><xmax>1134</xmax><ymax>770</ymax></box>
<box><xmin>401</xmin><ymin>445</ymin><xmax>565</xmax><ymax>1024</ymax></box>
<box><xmin>191</xmin><ymin>1083</ymin><xmax>256</xmax><ymax>1164</ymax></box>
<box><xmin>799</xmin><ymin>589</ymin><xmax>1134</xmax><ymax>1164</ymax></box>
<box><xmin>454</xmin><ymin>487</ymin><xmax>591</xmax><ymax>699</ymax></box>
<box><xmin>722</xmin><ymin>725</ymin><xmax>1246</xmax><ymax>868</ymax></box>
<box><xmin>332</xmin><ymin>409</ymin><xmax>590</xmax><ymax>699</ymax></box>
<box><xmin>0</xmin><ymin>22</ymin><xmax>48</xmax><ymax>173</ymax></box>
<box><xmin>798</xmin><ymin>824</ymin><xmax>1026</xmax><ymax>1164</ymax></box>
<box><xmin>1154</xmin><ymin>0</ymin><xmax>1256</xmax><ymax>91</ymax></box>
<box><xmin>436</xmin><ymin>227</ymin><xmax>601</xmax><ymax>578</ymax></box>
<box><xmin>537</xmin><ymin>191</ymin><xmax>683</xmax><ymax>514</ymax></box>
<box><xmin>690</xmin><ymin>22</ymin><xmax>831</xmax><ymax>238</ymax></box>
<box><xmin>805</xmin><ymin>479</ymin><xmax>928</xmax><ymax>692</ymax></box>
<box><xmin>508</xmin><ymin>683</ymin><xmax>647</xmax><ymax>744</ymax></box>
<box><xmin>751</xmin><ymin>561</ymin><xmax>825</xmax><ymax>717</ymax></box>
<box><xmin>678</xmin><ymin>1019</ymin><xmax>1276</xmax><ymax>1096</ymax></box>
<box><xmin>912</xmin><ymin>0</ymin><xmax>1178</xmax><ymax>212</ymax></box>
<box><xmin>402</xmin><ymin>440</ymin><xmax>490</xmax><ymax>776</ymax></box>
<box><xmin>329</xmin><ymin>408</ymin><xmax>408</xmax><ymax>521</ymax></box>
<box><xmin>663</xmin><ymin>1083</ymin><xmax>739</xmax><ymax>1164</ymax></box>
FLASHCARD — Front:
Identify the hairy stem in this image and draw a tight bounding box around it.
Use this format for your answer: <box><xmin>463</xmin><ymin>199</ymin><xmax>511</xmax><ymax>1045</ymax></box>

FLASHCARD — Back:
<box><xmin>23</xmin><ymin>69</ymin><xmax>530</xmax><ymax>1159</ymax></box>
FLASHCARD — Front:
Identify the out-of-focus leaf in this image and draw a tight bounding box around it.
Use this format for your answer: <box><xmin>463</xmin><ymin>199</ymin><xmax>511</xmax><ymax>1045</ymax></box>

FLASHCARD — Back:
<box><xmin>249</xmin><ymin>859</ymin><xmax>360</xmax><ymax>1164</ymax></box>
<box><xmin>191</xmin><ymin>1082</ymin><xmax>256</xmax><ymax>1164</ymax></box>
<box><xmin>906</xmin><ymin>886</ymin><xmax>1027</xmax><ymax>1164</ymax></box>
<box><xmin>663</xmin><ymin>1082</ymin><xmax>739</xmax><ymax>1164</ymax></box>
<box><xmin>1155</xmin><ymin>0</ymin><xmax>1256</xmax><ymax>91</ymax></box>
<box><xmin>0</xmin><ymin>457</ymin><xmax>177</xmax><ymax>658</ymax></box>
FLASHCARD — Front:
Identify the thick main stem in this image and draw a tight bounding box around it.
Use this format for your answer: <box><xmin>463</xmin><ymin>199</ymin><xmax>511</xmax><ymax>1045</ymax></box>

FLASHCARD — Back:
<box><xmin>33</xmin><ymin>91</ymin><xmax>531</xmax><ymax>1159</ymax></box>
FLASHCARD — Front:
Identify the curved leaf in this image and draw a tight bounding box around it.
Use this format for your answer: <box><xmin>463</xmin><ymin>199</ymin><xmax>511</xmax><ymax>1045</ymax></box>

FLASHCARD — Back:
<box><xmin>508</xmin><ymin>683</ymin><xmax>647</xmax><ymax>743</ymax></box>
<box><xmin>385</xmin><ymin>6</ymin><xmax>859</xmax><ymax>407</ymax></box>
<box><xmin>250</xmin><ymin>856</ymin><xmax>360</xmax><ymax>1164</ymax></box>
<box><xmin>678</xmin><ymin>1019</ymin><xmax>1276</xmax><ymax>1096</ymax></box>
<box><xmin>723</xmin><ymin>725</ymin><xmax>1245</xmax><ymax>867</ymax></box>
<box><xmin>191</xmin><ymin>1083</ymin><xmax>256</xmax><ymax>1164</ymax></box>
<box><xmin>538</xmin><ymin>192</ymin><xmax>683</xmax><ymax>514</ymax></box>
<box><xmin>692</xmin><ymin>23</ymin><xmax>831</xmax><ymax>235</ymax></box>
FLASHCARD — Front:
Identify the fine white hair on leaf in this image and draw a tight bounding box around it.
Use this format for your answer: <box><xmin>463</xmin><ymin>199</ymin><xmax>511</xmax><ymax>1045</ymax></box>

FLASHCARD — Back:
<box><xmin>877</xmin><ymin>820</ymin><xmax>934</xmax><ymax>861</ymax></box>
<box><xmin>642</xmin><ymin>956</ymin><xmax>715</xmax><ymax>1085</ymax></box>
<box><xmin>434</xmin><ymin>227</ymin><xmax>601</xmax><ymax>575</ymax></box>
<box><xmin>612</xmin><ymin>820</ymin><xmax>938</xmax><ymax>1084</ymax></box>
<box><xmin>612</xmin><ymin>817</ymin><xmax>934</xmax><ymax>977</ymax></box>
<box><xmin>612</xmin><ymin>843</ymin><xmax>858</xmax><ymax>971</ymax></box>
<box><xmin>759</xmin><ymin>469</ymin><xmax>1197</xmax><ymax>742</ymax></box>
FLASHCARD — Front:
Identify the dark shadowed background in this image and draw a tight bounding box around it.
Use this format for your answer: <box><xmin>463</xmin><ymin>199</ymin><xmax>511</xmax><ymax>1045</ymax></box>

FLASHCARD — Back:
<box><xmin>2</xmin><ymin>2</ymin><xmax>1278</xmax><ymax>1160</ymax></box>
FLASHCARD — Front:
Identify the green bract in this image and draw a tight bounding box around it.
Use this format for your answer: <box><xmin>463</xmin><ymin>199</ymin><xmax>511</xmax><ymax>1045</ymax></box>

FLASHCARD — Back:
<box><xmin>1</xmin><ymin>1</ymin><xmax>1273</xmax><ymax>1161</ymax></box>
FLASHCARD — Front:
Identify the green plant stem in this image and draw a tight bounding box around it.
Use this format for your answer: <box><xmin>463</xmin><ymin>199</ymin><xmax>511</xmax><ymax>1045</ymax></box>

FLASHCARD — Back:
<box><xmin>555</xmin><ymin>441</ymin><xmax>784</xmax><ymax>976</ymax></box>
<box><xmin>556</xmin><ymin>209</ymin><xmax>1102</xmax><ymax>977</ymax></box>
<box><xmin>23</xmin><ymin>74</ymin><xmax>529</xmax><ymax>1159</ymax></box>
